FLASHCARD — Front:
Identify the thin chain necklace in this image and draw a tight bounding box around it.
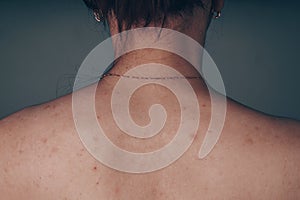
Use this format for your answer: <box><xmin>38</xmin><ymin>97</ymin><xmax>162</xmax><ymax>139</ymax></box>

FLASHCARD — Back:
<box><xmin>100</xmin><ymin>72</ymin><xmax>202</xmax><ymax>80</ymax></box>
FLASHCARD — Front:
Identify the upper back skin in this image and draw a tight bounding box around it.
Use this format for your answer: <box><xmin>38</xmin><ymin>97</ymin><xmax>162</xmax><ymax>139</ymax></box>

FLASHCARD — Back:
<box><xmin>0</xmin><ymin>81</ymin><xmax>300</xmax><ymax>200</ymax></box>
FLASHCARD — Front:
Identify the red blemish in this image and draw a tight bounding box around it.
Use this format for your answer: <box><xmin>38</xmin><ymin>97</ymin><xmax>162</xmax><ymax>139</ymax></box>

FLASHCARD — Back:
<box><xmin>202</xmin><ymin>104</ymin><xmax>206</xmax><ymax>107</ymax></box>
<box><xmin>115</xmin><ymin>187</ymin><xmax>120</xmax><ymax>194</ymax></box>
<box><xmin>189</xmin><ymin>132</ymin><xmax>197</xmax><ymax>140</ymax></box>
<box><xmin>51</xmin><ymin>147</ymin><xmax>59</xmax><ymax>153</ymax></box>
<box><xmin>41</xmin><ymin>138</ymin><xmax>48</xmax><ymax>144</ymax></box>
<box><xmin>93</xmin><ymin>166</ymin><xmax>97</xmax><ymax>171</ymax></box>
<box><xmin>245</xmin><ymin>138</ymin><xmax>254</xmax><ymax>145</ymax></box>
<box><xmin>159</xmin><ymin>192</ymin><xmax>164</xmax><ymax>197</ymax></box>
<box><xmin>43</xmin><ymin>105</ymin><xmax>51</xmax><ymax>110</ymax></box>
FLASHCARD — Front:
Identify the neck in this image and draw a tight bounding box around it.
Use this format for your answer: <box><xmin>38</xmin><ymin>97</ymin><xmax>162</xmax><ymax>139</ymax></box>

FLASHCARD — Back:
<box><xmin>104</xmin><ymin>49</ymin><xmax>210</xmax><ymax>101</ymax></box>
<box><xmin>101</xmin><ymin>6</ymin><xmax>213</xmax><ymax>98</ymax></box>
<box><xmin>105</xmin><ymin>5</ymin><xmax>212</xmax><ymax>85</ymax></box>
<box><xmin>110</xmin><ymin>49</ymin><xmax>203</xmax><ymax>79</ymax></box>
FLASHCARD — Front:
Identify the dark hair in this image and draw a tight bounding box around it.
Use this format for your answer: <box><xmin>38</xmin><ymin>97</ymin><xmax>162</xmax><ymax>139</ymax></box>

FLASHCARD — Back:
<box><xmin>83</xmin><ymin>0</ymin><xmax>206</xmax><ymax>31</ymax></box>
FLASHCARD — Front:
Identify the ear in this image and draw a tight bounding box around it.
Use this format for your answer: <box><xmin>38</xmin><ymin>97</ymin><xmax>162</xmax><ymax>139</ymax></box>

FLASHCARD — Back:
<box><xmin>212</xmin><ymin>0</ymin><xmax>224</xmax><ymax>11</ymax></box>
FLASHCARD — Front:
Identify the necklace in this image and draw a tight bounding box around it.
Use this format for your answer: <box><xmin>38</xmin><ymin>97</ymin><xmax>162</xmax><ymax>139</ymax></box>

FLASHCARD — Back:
<box><xmin>101</xmin><ymin>73</ymin><xmax>202</xmax><ymax>80</ymax></box>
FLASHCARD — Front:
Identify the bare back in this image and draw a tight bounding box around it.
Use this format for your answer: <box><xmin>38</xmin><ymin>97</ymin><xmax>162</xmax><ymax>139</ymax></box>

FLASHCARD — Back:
<box><xmin>1</xmin><ymin>81</ymin><xmax>300</xmax><ymax>200</ymax></box>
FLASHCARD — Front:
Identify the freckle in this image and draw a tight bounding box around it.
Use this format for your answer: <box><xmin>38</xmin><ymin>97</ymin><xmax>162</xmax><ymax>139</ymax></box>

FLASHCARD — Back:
<box><xmin>18</xmin><ymin>150</ymin><xmax>24</xmax><ymax>154</ymax></box>
<box><xmin>41</xmin><ymin>138</ymin><xmax>48</xmax><ymax>144</ymax></box>
<box><xmin>97</xmin><ymin>115</ymin><xmax>100</xmax><ymax>119</ymax></box>
<box><xmin>93</xmin><ymin>166</ymin><xmax>97</xmax><ymax>171</ymax></box>
<box><xmin>245</xmin><ymin>138</ymin><xmax>254</xmax><ymax>145</ymax></box>
<box><xmin>255</xmin><ymin>126</ymin><xmax>260</xmax><ymax>131</ymax></box>
<box><xmin>96</xmin><ymin>181</ymin><xmax>99</xmax><ymax>185</ymax></box>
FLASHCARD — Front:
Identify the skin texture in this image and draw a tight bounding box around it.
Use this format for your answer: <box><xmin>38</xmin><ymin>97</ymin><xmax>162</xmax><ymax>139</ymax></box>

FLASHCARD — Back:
<box><xmin>1</xmin><ymin>0</ymin><xmax>300</xmax><ymax>199</ymax></box>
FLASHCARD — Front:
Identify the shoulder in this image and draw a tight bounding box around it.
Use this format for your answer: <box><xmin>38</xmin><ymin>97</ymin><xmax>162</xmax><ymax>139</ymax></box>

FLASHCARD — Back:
<box><xmin>265</xmin><ymin>117</ymin><xmax>300</xmax><ymax>196</ymax></box>
<box><xmin>229</xmin><ymin>99</ymin><xmax>300</xmax><ymax>158</ymax></box>
<box><xmin>0</xmin><ymin>94</ymin><xmax>73</xmax><ymax>140</ymax></box>
<box><xmin>226</xmin><ymin>100</ymin><xmax>300</xmax><ymax>194</ymax></box>
<box><xmin>0</xmin><ymin>94</ymin><xmax>81</xmax><ymax>197</ymax></box>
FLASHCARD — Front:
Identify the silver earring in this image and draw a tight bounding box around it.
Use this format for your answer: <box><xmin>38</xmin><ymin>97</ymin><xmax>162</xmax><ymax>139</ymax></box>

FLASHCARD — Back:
<box><xmin>213</xmin><ymin>11</ymin><xmax>221</xmax><ymax>19</ymax></box>
<box><xmin>93</xmin><ymin>10</ymin><xmax>104</xmax><ymax>22</ymax></box>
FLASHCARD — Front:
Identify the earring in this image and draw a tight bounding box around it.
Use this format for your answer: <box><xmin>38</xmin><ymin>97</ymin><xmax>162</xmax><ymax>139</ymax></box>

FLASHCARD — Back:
<box><xmin>93</xmin><ymin>10</ymin><xmax>104</xmax><ymax>22</ymax></box>
<box><xmin>213</xmin><ymin>11</ymin><xmax>221</xmax><ymax>19</ymax></box>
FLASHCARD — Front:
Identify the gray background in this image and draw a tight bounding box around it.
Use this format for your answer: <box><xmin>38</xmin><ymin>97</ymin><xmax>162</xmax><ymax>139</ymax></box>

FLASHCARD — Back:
<box><xmin>0</xmin><ymin>0</ymin><xmax>299</xmax><ymax>120</ymax></box>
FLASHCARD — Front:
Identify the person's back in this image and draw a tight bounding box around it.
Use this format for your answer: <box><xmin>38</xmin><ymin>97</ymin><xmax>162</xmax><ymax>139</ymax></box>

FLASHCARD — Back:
<box><xmin>1</xmin><ymin>77</ymin><xmax>300</xmax><ymax>199</ymax></box>
<box><xmin>1</xmin><ymin>0</ymin><xmax>300</xmax><ymax>199</ymax></box>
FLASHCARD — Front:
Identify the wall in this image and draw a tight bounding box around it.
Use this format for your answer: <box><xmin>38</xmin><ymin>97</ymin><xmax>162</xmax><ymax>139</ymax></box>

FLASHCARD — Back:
<box><xmin>0</xmin><ymin>0</ymin><xmax>299</xmax><ymax>120</ymax></box>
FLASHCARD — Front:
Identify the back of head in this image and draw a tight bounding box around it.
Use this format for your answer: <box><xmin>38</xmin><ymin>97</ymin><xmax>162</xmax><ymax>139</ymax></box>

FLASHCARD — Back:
<box><xmin>82</xmin><ymin>0</ymin><xmax>206</xmax><ymax>31</ymax></box>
